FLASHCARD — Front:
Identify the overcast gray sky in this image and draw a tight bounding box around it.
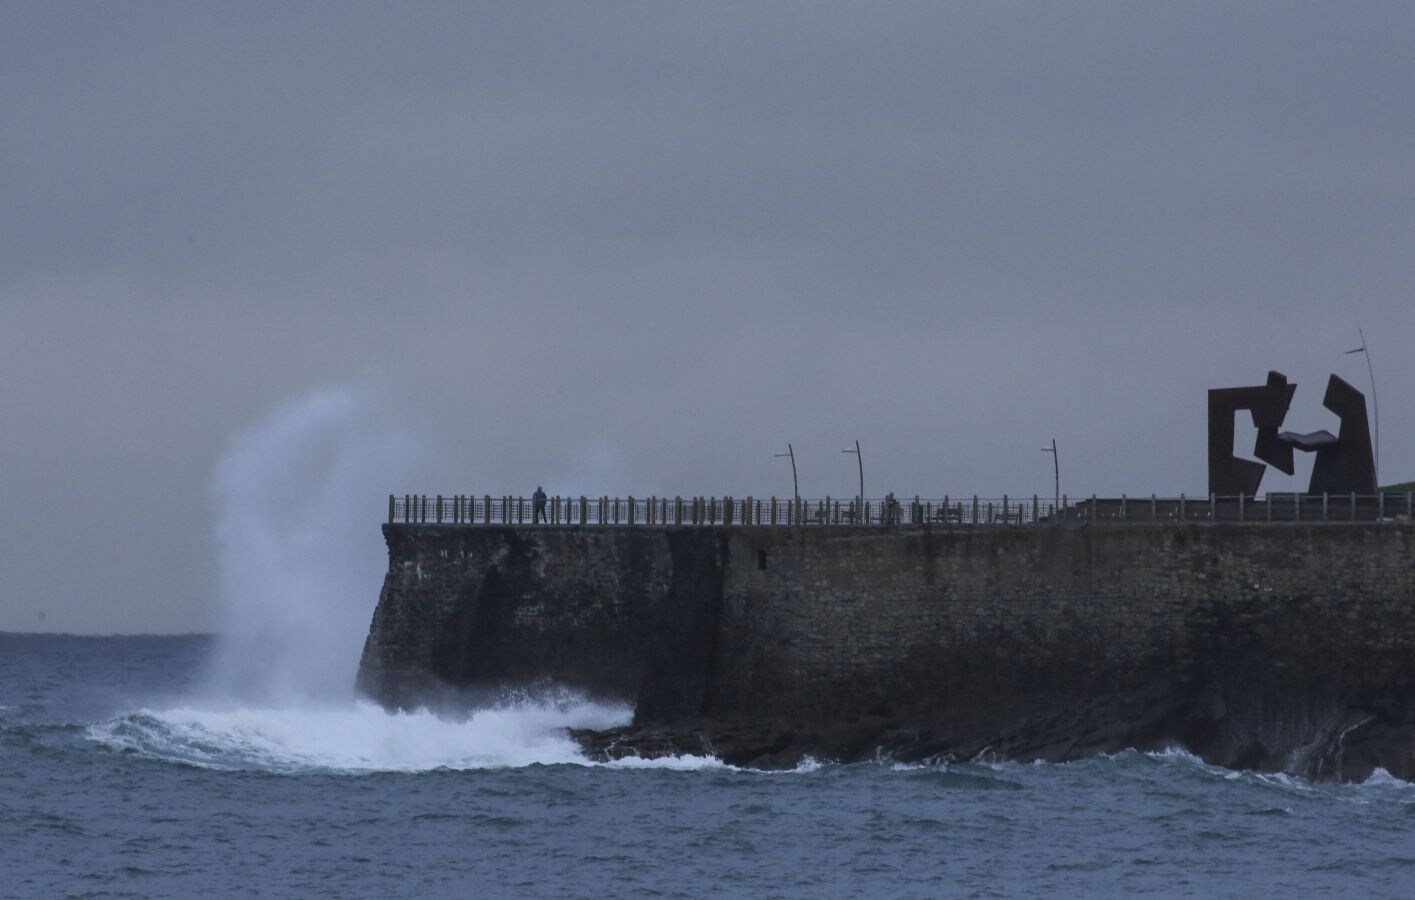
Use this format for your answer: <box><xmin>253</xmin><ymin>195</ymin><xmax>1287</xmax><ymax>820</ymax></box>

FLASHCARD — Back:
<box><xmin>3</xmin><ymin>2</ymin><xmax>1413</xmax><ymax>634</ymax></box>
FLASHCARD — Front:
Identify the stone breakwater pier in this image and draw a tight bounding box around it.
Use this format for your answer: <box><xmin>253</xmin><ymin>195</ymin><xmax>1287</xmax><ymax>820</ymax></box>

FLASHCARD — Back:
<box><xmin>358</xmin><ymin>497</ymin><xmax>1415</xmax><ymax>780</ymax></box>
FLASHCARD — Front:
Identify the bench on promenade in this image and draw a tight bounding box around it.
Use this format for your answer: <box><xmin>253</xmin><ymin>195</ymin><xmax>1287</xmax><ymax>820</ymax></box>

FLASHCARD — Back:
<box><xmin>930</xmin><ymin>505</ymin><xmax>964</xmax><ymax>525</ymax></box>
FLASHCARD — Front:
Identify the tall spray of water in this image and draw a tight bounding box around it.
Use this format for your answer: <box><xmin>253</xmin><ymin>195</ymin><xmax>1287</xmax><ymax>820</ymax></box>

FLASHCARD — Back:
<box><xmin>205</xmin><ymin>383</ymin><xmax>428</xmax><ymax>705</ymax></box>
<box><xmin>104</xmin><ymin>384</ymin><xmax>689</xmax><ymax>772</ymax></box>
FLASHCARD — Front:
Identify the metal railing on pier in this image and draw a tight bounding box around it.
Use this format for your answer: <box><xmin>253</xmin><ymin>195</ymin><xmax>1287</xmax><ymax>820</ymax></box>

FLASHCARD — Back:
<box><xmin>388</xmin><ymin>492</ymin><xmax>1415</xmax><ymax>527</ymax></box>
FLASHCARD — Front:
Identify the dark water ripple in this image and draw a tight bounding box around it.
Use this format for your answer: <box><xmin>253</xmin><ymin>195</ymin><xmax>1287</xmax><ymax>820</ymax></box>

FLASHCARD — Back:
<box><xmin>5</xmin><ymin>634</ymin><xmax>1415</xmax><ymax>898</ymax></box>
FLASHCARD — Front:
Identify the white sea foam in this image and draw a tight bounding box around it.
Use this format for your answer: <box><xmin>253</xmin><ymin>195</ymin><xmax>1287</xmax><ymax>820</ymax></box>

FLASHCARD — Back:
<box><xmin>1361</xmin><ymin>767</ymin><xmax>1415</xmax><ymax>789</ymax></box>
<box><xmin>90</xmin><ymin>697</ymin><xmax>634</xmax><ymax>773</ymax></box>
<box><xmin>605</xmin><ymin>753</ymin><xmax>732</xmax><ymax>771</ymax></box>
<box><xmin>86</xmin><ymin>697</ymin><xmax>765</xmax><ymax>773</ymax></box>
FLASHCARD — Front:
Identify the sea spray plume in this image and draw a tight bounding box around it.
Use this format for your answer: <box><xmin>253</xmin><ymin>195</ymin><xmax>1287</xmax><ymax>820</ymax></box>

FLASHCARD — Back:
<box><xmin>205</xmin><ymin>384</ymin><xmax>429</xmax><ymax>706</ymax></box>
<box><xmin>172</xmin><ymin>391</ymin><xmax>678</xmax><ymax>772</ymax></box>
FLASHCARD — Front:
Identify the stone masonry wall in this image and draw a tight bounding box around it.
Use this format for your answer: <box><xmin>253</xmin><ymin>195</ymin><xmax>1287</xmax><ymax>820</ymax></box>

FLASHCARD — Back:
<box><xmin>358</xmin><ymin>522</ymin><xmax>1415</xmax><ymax>772</ymax></box>
<box><xmin>356</xmin><ymin>525</ymin><xmax>725</xmax><ymax>715</ymax></box>
<box><xmin>709</xmin><ymin>525</ymin><xmax>1415</xmax><ymax>726</ymax></box>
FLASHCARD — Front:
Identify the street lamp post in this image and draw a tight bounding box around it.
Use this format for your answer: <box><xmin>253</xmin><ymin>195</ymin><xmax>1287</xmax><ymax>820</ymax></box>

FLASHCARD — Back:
<box><xmin>774</xmin><ymin>444</ymin><xmax>800</xmax><ymax>510</ymax></box>
<box><xmin>1041</xmin><ymin>438</ymin><xmax>1059</xmax><ymax>513</ymax></box>
<box><xmin>842</xmin><ymin>440</ymin><xmax>863</xmax><ymax>514</ymax></box>
<box><xmin>1346</xmin><ymin>327</ymin><xmax>1380</xmax><ymax>486</ymax></box>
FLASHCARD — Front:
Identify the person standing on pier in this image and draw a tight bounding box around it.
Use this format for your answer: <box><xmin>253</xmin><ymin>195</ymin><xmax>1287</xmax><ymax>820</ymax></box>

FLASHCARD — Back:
<box><xmin>533</xmin><ymin>486</ymin><xmax>548</xmax><ymax>523</ymax></box>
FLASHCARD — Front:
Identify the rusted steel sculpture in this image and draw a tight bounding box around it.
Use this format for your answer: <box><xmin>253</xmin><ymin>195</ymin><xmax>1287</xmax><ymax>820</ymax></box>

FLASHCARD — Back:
<box><xmin>1209</xmin><ymin>371</ymin><xmax>1376</xmax><ymax>496</ymax></box>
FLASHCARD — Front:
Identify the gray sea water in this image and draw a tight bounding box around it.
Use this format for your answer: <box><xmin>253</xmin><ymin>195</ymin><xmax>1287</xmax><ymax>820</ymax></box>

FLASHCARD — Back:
<box><xmin>4</xmin><ymin>633</ymin><xmax>1415</xmax><ymax>898</ymax></box>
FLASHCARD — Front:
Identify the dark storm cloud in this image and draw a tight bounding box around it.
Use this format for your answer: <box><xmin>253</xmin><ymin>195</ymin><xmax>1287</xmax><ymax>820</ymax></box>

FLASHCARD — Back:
<box><xmin>3</xmin><ymin>2</ymin><xmax>1413</xmax><ymax>632</ymax></box>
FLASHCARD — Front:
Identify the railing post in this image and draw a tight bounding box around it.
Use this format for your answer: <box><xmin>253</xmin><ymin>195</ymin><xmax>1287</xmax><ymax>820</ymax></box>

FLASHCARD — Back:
<box><xmin>1151</xmin><ymin>494</ymin><xmax>1157</xmax><ymax>520</ymax></box>
<box><xmin>388</xmin><ymin>494</ymin><xmax>395</xmax><ymax>523</ymax></box>
<box><xmin>943</xmin><ymin>495</ymin><xmax>950</xmax><ymax>527</ymax></box>
<box><xmin>436</xmin><ymin>495</ymin><xmax>443</xmax><ymax>523</ymax></box>
<box><xmin>1033</xmin><ymin>495</ymin><xmax>1039</xmax><ymax>524</ymax></box>
<box><xmin>1378</xmin><ymin>491</ymin><xmax>1384</xmax><ymax>521</ymax></box>
<box><xmin>1238</xmin><ymin>493</ymin><xmax>1245</xmax><ymax>522</ymax></box>
<box><xmin>1322</xmin><ymin>492</ymin><xmax>1329</xmax><ymax>522</ymax></box>
<box><xmin>1180</xmin><ymin>493</ymin><xmax>1186</xmax><ymax>520</ymax></box>
<box><xmin>628</xmin><ymin>496</ymin><xmax>636</xmax><ymax>525</ymax></box>
<box><xmin>1003</xmin><ymin>495</ymin><xmax>1009</xmax><ymax>525</ymax></box>
<box><xmin>1350</xmin><ymin>492</ymin><xmax>1356</xmax><ymax>521</ymax></box>
<box><xmin>1295</xmin><ymin>492</ymin><xmax>1300</xmax><ymax>522</ymax></box>
<box><xmin>972</xmin><ymin>496</ymin><xmax>979</xmax><ymax>525</ymax></box>
<box><xmin>1092</xmin><ymin>495</ymin><xmax>1098</xmax><ymax>522</ymax></box>
<box><xmin>1209</xmin><ymin>493</ymin><xmax>1215</xmax><ymax>521</ymax></box>
<box><xmin>1120</xmin><ymin>494</ymin><xmax>1126</xmax><ymax>521</ymax></box>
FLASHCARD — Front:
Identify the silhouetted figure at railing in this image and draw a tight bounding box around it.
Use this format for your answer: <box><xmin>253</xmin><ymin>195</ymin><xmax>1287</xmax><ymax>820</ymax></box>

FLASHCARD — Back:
<box><xmin>533</xmin><ymin>486</ymin><xmax>547</xmax><ymax>523</ymax></box>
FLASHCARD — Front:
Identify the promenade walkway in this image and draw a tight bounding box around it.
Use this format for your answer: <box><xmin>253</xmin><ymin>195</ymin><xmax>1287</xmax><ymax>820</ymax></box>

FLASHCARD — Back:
<box><xmin>388</xmin><ymin>492</ymin><xmax>1415</xmax><ymax>527</ymax></box>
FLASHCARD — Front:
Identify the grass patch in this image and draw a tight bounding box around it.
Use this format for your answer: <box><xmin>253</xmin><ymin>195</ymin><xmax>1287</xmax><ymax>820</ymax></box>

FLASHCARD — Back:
<box><xmin>1380</xmin><ymin>481</ymin><xmax>1415</xmax><ymax>493</ymax></box>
